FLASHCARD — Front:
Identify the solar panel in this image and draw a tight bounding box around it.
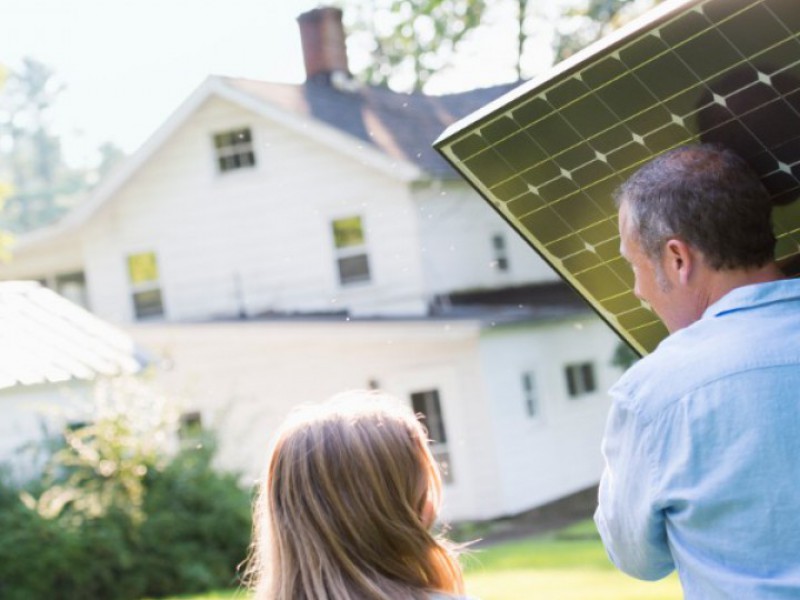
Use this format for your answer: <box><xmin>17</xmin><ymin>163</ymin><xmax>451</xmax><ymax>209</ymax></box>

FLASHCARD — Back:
<box><xmin>435</xmin><ymin>0</ymin><xmax>800</xmax><ymax>356</ymax></box>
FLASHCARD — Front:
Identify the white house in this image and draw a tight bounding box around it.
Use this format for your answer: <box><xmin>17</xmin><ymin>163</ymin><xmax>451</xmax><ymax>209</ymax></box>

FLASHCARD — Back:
<box><xmin>0</xmin><ymin>281</ymin><xmax>146</xmax><ymax>482</ymax></box>
<box><xmin>0</xmin><ymin>7</ymin><xmax>624</xmax><ymax>521</ymax></box>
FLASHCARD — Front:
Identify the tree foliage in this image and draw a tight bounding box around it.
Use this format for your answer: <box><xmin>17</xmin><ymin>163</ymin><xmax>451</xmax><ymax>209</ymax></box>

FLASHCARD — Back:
<box><xmin>0</xmin><ymin>57</ymin><xmax>126</xmax><ymax>233</ymax></box>
<box><xmin>344</xmin><ymin>0</ymin><xmax>662</xmax><ymax>90</ymax></box>
<box><xmin>343</xmin><ymin>0</ymin><xmax>487</xmax><ymax>92</ymax></box>
<box><xmin>552</xmin><ymin>0</ymin><xmax>661</xmax><ymax>63</ymax></box>
<box><xmin>0</xmin><ymin>377</ymin><xmax>251</xmax><ymax>599</ymax></box>
<box><xmin>0</xmin><ymin>65</ymin><xmax>13</xmax><ymax>259</ymax></box>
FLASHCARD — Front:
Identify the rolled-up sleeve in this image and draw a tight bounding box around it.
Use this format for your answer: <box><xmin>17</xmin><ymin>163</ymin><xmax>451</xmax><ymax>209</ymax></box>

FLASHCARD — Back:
<box><xmin>594</xmin><ymin>400</ymin><xmax>675</xmax><ymax>580</ymax></box>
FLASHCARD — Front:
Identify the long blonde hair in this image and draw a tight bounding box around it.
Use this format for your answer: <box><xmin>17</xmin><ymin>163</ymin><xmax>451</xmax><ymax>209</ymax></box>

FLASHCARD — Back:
<box><xmin>244</xmin><ymin>390</ymin><xmax>464</xmax><ymax>600</ymax></box>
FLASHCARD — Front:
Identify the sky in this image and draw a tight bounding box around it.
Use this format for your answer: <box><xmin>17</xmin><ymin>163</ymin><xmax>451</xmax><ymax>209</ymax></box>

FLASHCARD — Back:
<box><xmin>2</xmin><ymin>0</ymin><xmax>557</xmax><ymax>167</ymax></box>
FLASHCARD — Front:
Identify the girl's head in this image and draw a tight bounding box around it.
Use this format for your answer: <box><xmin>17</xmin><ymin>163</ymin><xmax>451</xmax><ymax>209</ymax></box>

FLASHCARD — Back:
<box><xmin>246</xmin><ymin>390</ymin><xmax>464</xmax><ymax>600</ymax></box>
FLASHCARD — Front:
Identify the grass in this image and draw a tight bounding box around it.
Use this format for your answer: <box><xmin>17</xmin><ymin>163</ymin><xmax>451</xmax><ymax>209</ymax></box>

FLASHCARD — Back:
<box><xmin>461</xmin><ymin>520</ymin><xmax>681</xmax><ymax>600</ymax></box>
<box><xmin>153</xmin><ymin>520</ymin><xmax>681</xmax><ymax>600</ymax></box>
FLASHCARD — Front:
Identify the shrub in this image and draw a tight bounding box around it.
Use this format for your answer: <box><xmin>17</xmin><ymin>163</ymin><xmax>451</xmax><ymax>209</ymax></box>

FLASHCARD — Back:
<box><xmin>136</xmin><ymin>441</ymin><xmax>252</xmax><ymax>598</ymax></box>
<box><xmin>0</xmin><ymin>379</ymin><xmax>253</xmax><ymax>599</ymax></box>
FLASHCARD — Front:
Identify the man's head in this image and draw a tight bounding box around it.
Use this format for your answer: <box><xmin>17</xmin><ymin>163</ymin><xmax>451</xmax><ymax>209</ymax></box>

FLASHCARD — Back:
<box><xmin>616</xmin><ymin>143</ymin><xmax>777</xmax><ymax>332</ymax></box>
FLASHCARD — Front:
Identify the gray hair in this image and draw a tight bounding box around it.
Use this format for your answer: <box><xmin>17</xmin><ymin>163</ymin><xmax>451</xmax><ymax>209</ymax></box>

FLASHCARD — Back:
<box><xmin>615</xmin><ymin>144</ymin><xmax>776</xmax><ymax>270</ymax></box>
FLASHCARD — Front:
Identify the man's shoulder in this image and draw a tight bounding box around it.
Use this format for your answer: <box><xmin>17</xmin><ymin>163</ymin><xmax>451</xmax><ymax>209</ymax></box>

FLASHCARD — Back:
<box><xmin>612</xmin><ymin>307</ymin><xmax>800</xmax><ymax>419</ymax></box>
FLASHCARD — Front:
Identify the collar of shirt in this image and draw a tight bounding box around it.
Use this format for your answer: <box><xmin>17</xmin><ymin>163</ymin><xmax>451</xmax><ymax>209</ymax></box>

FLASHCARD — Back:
<box><xmin>701</xmin><ymin>278</ymin><xmax>800</xmax><ymax>320</ymax></box>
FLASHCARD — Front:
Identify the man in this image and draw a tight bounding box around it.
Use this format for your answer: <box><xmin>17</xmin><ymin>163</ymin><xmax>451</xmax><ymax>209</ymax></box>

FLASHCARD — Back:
<box><xmin>594</xmin><ymin>143</ymin><xmax>800</xmax><ymax>598</ymax></box>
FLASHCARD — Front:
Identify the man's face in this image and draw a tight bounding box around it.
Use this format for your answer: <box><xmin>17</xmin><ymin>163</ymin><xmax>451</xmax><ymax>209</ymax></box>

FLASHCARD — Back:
<box><xmin>618</xmin><ymin>202</ymin><xmax>685</xmax><ymax>333</ymax></box>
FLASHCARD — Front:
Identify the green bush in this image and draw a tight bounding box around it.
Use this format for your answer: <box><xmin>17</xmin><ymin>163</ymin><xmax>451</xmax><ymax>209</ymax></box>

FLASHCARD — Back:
<box><xmin>136</xmin><ymin>442</ymin><xmax>252</xmax><ymax>598</ymax></box>
<box><xmin>0</xmin><ymin>396</ymin><xmax>250</xmax><ymax>600</ymax></box>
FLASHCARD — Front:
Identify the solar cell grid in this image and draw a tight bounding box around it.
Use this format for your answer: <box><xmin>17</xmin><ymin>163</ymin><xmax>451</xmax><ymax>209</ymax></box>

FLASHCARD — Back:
<box><xmin>435</xmin><ymin>0</ymin><xmax>800</xmax><ymax>355</ymax></box>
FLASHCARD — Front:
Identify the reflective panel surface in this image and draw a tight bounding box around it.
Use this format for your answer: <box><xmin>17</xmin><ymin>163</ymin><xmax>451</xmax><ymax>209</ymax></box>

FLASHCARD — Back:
<box><xmin>436</xmin><ymin>0</ymin><xmax>800</xmax><ymax>355</ymax></box>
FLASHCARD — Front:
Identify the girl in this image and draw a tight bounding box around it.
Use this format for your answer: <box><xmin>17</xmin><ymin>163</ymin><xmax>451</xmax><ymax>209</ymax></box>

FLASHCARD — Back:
<box><xmin>245</xmin><ymin>390</ymin><xmax>470</xmax><ymax>600</ymax></box>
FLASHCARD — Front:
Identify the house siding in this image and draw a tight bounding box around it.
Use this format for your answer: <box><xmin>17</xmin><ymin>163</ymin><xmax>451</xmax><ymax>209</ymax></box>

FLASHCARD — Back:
<box><xmin>127</xmin><ymin>319</ymin><xmax>501</xmax><ymax>522</ymax></box>
<box><xmin>478</xmin><ymin>315</ymin><xmax>621</xmax><ymax>516</ymax></box>
<box><xmin>78</xmin><ymin>96</ymin><xmax>428</xmax><ymax>323</ymax></box>
<box><xmin>413</xmin><ymin>180</ymin><xmax>557</xmax><ymax>296</ymax></box>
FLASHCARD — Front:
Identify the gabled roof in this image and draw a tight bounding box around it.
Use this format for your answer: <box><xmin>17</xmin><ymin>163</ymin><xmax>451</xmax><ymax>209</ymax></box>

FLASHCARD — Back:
<box><xmin>225</xmin><ymin>76</ymin><xmax>519</xmax><ymax>179</ymax></box>
<box><xmin>16</xmin><ymin>75</ymin><xmax>518</xmax><ymax>250</ymax></box>
<box><xmin>0</xmin><ymin>282</ymin><xmax>147</xmax><ymax>390</ymax></box>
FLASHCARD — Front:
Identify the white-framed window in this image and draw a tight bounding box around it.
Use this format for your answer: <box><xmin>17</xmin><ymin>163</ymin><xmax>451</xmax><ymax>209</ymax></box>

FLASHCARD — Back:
<box><xmin>213</xmin><ymin>127</ymin><xmax>256</xmax><ymax>173</ymax></box>
<box><xmin>127</xmin><ymin>251</ymin><xmax>164</xmax><ymax>320</ymax></box>
<box><xmin>331</xmin><ymin>215</ymin><xmax>371</xmax><ymax>286</ymax></box>
<box><xmin>521</xmin><ymin>371</ymin><xmax>540</xmax><ymax>418</ymax></box>
<box><xmin>411</xmin><ymin>388</ymin><xmax>453</xmax><ymax>483</ymax></box>
<box><xmin>564</xmin><ymin>362</ymin><xmax>597</xmax><ymax>398</ymax></box>
<box><xmin>491</xmin><ymin>233</ymin><xmax>509</xmax><ymax>272</ymax></box>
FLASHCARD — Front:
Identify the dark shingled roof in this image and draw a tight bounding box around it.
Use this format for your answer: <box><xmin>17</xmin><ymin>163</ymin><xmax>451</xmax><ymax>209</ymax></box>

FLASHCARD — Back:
<box><xmin>225</xmin><ymin>76</ymin><xmax>520</xmax><ymax>179</ymax></box>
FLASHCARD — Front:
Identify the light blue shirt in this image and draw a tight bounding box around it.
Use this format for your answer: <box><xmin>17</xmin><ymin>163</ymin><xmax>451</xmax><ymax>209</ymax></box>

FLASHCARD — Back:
<box><xmin>595</xmin><ymin>279</ymin><xmax>800</xmax><ymax>599</ymax></box>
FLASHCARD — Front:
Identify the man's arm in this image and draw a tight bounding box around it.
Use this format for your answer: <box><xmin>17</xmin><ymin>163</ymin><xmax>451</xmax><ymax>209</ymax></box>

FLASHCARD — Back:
<box><xmin>594</xmin><ymin>400</ymin><xmax>675</xmax><ymax>580</ymax></box>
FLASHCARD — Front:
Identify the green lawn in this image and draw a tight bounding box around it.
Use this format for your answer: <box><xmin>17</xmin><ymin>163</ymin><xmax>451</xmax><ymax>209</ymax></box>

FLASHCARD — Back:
<box><xmin>462</xmin><ymin>520</ymin><xmax>681</xmax><ymax>600</ymax></box>
<box><xmin>153</xmin><ymin>520</ymin><xmax>681</xmax><ymax>600</ymax></box>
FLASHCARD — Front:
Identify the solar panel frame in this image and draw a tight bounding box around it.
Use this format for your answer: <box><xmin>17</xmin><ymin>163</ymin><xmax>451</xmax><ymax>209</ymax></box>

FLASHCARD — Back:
<box><xmin>435</xmin><ymin>0</ymin><xmax>800</xmax><ymax>356</ymax></box>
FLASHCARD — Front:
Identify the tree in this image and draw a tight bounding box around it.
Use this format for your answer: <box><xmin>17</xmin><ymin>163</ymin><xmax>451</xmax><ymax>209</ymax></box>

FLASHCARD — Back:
<box><xmin>0</xmin><ymin>57</ymin><xmax>83</xmax><ymax>232</ymax></box>
<box><xmin>551</xmin><ymin>0</ymin><xmax>661</xmax><ymax>63</ymax></box>
<box><xmin>342</xmin><ymin>0</ymin><xmax>487</xmax><ymax>92</ymax></box>
<box><xmin>0</xmin><ymin>58</ymin><xmax>126</xmax><ymax>234</ymax></box>
<box><xmin>343</xmin><ymin>0</ymin><xmax>662</xmax><ymax>91</ymax></box>
<box><xmin>94</xmin><ymin>141</ymin><xmax>126</xmax><ymax>183</ymax></box>
<box><xmin>0</xmin><ymin>64</ymin><xmax>13</xmax><ymax>259</ymax></box>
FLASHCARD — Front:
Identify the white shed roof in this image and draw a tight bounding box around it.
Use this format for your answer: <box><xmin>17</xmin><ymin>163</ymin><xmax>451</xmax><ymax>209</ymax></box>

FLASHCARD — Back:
<box><xmin>0</xmin><ymin>282</ymin><xmax>146</xmax><ymax>390</ymax></box>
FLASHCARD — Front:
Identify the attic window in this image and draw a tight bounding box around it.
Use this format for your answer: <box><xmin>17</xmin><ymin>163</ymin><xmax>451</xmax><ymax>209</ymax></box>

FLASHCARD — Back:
<box><xmin>213</xmin><ymin>127</ymin><xmax>256</xmax><ymax>173</ymax></box>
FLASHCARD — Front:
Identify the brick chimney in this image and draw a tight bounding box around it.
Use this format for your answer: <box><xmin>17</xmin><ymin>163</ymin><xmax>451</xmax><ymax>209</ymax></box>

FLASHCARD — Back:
<box><xmin>297</xmin><ymin>7</ymin><xmax>350</xmax><ymax>84</ymax></box>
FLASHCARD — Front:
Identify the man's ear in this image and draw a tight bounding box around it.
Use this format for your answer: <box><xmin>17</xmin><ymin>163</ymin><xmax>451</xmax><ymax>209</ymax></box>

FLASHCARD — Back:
<box><xmin>664</xmin><ymin>238</ymin><xmax>694</xmax><ymax>285</ymax></box>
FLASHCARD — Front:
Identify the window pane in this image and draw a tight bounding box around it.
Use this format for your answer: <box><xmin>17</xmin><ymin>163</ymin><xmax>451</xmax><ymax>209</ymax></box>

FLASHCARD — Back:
<box><xmin>337</xmin><ymin>254</ymin><xmax>370</xmax><ymax>285</ymax></box>
<box><xmin>214</xmin><ymin>128</ymin><xmax>256</xmax><ymax>173</ymax></box>
<box><xmin>55</xmin><ymin>271</ymin><xmax>89</xmax><ymax>308</ymax></box>
<box><xmin>565</xmin><ymin>366</ymin><xmax>578</xmax><ymax>396</ymax></box>
<box><xmin>133</xmin><ymin>289</ymin><xmax>164</xmax><ymax>319</ymax></box>
<box><xmin>179</xmin><ymin>411</ymin><xmax>203</xmax><ymax>440</ymax></box>
<box><xmin>213</xmin><ymin>132</ymin><xmax>228</xmax><ymax>148</ymax></box>
<box><xmin>522</xmin><ymin>372</ymin><xmax>538</xmax><ymax>417</ymax></box>
<box><xmin>128</xmin><ymin>252</ymin><xmax>159</xmax><ymax>284</ymax></box>
<box><xmin>582</xmin><ymin>363</ymin><xmax>597</xmax><ymax>392</ymax></box>
<box><xmin>332</xmin><ymin>216</ymin><xmax>365</xmax><ymax>248</ymax></box>
<box><xmin>565</xmin><ymin>362</ymin><xmax>596</xmax><ymax>397</ymax></box>
<box><xmin>492</xmin><ymin>233</ymin><xmax>509</xmax><ymax>271</ymax></box>
<box><xmin>411</xmin><ymin>389</ymin><xmax>448</xmax><ymax>444</ymax></box>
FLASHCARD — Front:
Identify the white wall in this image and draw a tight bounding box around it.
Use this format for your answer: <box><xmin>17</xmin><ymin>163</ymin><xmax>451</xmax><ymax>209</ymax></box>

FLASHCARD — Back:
<box><xmin>126</xmin><ymin>315</ymin><xmax>624</xmax><ymax>522</ymax></box>
<box><xmin>4</xmin><ymin>97</ymin><xmax>566</xmax><ymax>324</ymax></box>
<box><xmin>413</xmin><ymin>180</ymin><xmax>558</xmax><ymax>296</ymax></box>
<box><xmin>478</xmin><ymin>313</ymin><xmax>623</xmax><ymax>516</ymax></box>
<box><xmin>0</xmin><ymin>380</ymin><xmax>93</xmax><ymax>483</ymax></box>
<box><xmin>127</xmin><ymin>319</ymin><xmax>505</xmax><ymax>522</ymax></box>
<box><xmin>77</xmin><ymin>95</ymin><xmax>429</xmax><ymax>324</ymax></box>
<box><xmin>0</xmin><ymin>231</ymin><xmax>84</xmax><ymax>282</ymax></box>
